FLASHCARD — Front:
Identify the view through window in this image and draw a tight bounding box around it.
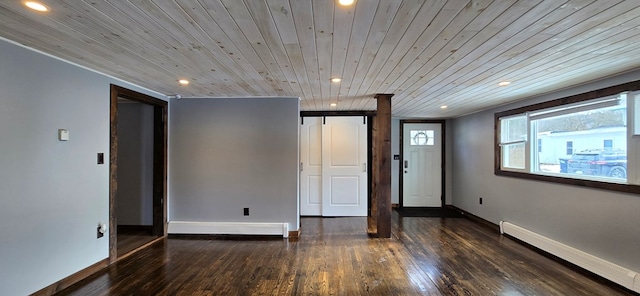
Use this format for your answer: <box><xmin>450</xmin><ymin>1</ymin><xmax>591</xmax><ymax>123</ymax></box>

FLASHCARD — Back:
<box><xmin>496</xmin><ymin>85</ymin><xmax>640</xmax><ymax>191</ymax></box>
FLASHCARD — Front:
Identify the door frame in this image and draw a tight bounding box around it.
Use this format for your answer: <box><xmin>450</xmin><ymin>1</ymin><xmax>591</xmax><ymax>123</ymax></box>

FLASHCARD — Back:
<box><xmin>399</xmin><ymin>119</ymin><xmax>446</xmax><ymax>208</ymax></box>
<box><xmin>109</xmin><ymin>84</ymin><xmax>168</xmax><ymax>262</ymax></box>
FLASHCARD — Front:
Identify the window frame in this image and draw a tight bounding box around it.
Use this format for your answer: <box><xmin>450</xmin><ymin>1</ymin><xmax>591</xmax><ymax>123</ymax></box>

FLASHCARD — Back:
<box><xmin>494</xmin><ymin>79</ymin><xmax>640</xmax><ymax>194</ymax></box>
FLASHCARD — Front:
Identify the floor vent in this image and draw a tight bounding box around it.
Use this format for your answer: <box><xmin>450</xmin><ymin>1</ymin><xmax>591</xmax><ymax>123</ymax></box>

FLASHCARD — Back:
<box><xmin>500</xmin><ymin>221</ymin><xmax>639</xmax><ymax>293</ymax></box>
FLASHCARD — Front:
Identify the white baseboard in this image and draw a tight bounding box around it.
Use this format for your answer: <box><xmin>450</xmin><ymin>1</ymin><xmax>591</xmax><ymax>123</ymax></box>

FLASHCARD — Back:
<box><xmin>500</xmin><ymin>221</ymin><xmax>639</xmax><ymax>293</ymax></box>
<box><xmin>168</xmin><ymin>221</ymin><xmax>289</xmax><ymax>238</ymax></box>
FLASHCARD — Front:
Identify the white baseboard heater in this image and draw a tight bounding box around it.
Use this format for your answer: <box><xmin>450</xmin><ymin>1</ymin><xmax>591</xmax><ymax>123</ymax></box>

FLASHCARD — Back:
<box><xmin>500</xmin><ymin>221</ymin><xmax>639</xmax><ymax>293</ymax></box>
<box><xmin>168</xmin><ymin>221</ymin><xmax>289</xmax><ymax>238</ymax></box>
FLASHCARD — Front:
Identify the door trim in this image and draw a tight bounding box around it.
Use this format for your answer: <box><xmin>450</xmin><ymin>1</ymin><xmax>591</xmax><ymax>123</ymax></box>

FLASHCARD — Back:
<box><xmin>399</xmin><ymin>120</ymin><xmax>446</xmax><ymax>208</ymax></box>
<box><xmin>109</xmin><ymin>84</ymin><xmax>168</xmax><ymax>263</ymax></box>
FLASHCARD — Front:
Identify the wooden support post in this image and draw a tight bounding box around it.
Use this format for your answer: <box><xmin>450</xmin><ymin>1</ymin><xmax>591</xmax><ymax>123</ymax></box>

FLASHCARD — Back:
<box><xmin>369</xmin><ymin>94</ymin><xmax>393</xmax><ymax>238</ymax></box>
<box><xmin>368</xmin><ymin>114</ymin><xmax>378</xmax><ymax>235</ymax></box>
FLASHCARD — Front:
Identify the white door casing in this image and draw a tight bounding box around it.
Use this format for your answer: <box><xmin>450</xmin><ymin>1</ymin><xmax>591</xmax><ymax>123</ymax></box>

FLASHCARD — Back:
<box><xmin>402</xmin><ymin>123</ymin><xmax>442</xmax><ymax>207</ymax></box>
<box><xmin>299</xmin><ymin>117</ymin><xmax>367</xmax><ymax>216</ymax></box>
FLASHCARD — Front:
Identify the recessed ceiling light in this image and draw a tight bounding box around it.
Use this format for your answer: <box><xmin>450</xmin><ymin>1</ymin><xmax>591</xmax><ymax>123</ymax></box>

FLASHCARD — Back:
<box><xmin>331</xmin><ymin>78</ymin><xmax>341</xmax><ymax>83</ymax></box>
<box><xmin>498</xmin><ymin>81</ymin><xmax>511</xmax><ymax>86</ymax></box>
<box><xmin>330</xmin><ymin>103</ymin><xmax>337</xmax><ymax>107</ymax></box>
<box><xmin>24</xmin><ymin>1</ymin><xmax>48</xmax><ymax>12</ymax></box>
<box><xmin>440</xmin><ymin>105</ymin><xmax>448</xmax><ymax>109</ymax></box>
<box><xmin>178</xmin><ymin>79</ymin><xmax>189</xmax><ymax>85</ymax></box>
<box><xmin>338</xmin><ymin>0</ymin><xmax>354</xmax><ymax>6</ymax></box>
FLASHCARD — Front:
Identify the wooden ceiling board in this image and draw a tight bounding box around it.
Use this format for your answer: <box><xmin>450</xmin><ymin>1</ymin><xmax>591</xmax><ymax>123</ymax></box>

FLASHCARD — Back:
<box><xmin>438</xmin><ymin>1</ymin><xmax>640</xmax><ymax>110</ymax></box>
<box><xmin>337</xmin><ymin>0</ymin><xmax>378</xmax><ymax>110</ymax></box>
<box><xmin>346</xmin><ymin>0</ymin><xmax>401</xmax><ymax>111</ymax></box>
<box><xmin>394</xmin><ymin>0</ymin><xmax>569</xmax><ymax>114</ymax></box>
<box><xmin>389</xmin><ymin>0</ymin><xmax>529</xmax><ymax>114</ymax></box>
<box><xmin>2</xmin><ymin>0</ymin><xmax>640</xmax><ymax>117</ymax></box>
<box><xmin>400</xmin><ymin>0</ymin><xmax>636</xmax><ymax>115</ymax></box>
<box><xmin>289</xmin><ymin>0</ymin><xmax>321</xmax><ymax>110</ymax></box>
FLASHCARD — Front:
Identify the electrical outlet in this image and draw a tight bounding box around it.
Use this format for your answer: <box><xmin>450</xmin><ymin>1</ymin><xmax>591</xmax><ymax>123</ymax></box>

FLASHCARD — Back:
<box><xmin>244</xmin><ymin>208</ymin><xmax>249</xmax><ymax>216</ymax></box>
<box><xmin>479</xmin><ymin>197</ymin><xmax>483</xmax><ymax>205</ymax></box>
<box><xmin>97</xmin><ymin>222</ymin><xmax>106</xmax><ymax>238</ymax></box>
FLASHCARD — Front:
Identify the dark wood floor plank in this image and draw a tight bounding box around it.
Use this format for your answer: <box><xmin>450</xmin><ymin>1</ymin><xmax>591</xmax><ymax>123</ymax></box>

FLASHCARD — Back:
<box><xmin>56</xmin><ymin>213</ymin><xmax>634</xmax><ymax>296</ymax></box>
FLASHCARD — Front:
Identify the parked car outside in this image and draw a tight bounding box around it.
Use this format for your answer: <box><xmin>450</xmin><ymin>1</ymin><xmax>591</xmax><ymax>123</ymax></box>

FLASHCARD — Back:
<box><xmin>565</xmin><ymin>149</ymin><xmax>627</xmax><ymax>178</ymax></box>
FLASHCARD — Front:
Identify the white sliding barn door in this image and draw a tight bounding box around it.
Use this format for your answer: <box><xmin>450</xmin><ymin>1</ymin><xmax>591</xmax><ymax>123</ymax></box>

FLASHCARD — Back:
<box><xmin>322</xmin><ymin>117</ymin><xmax>367</xmax><ymax>216</ymax></box>
<box><xmin>300</xmin><ymin>117</ymin><xmax>323</xmax><ymax>215</ymax></box>
<box><xmin>300</xmin><ymin>117</ymin><xmax>367</xmax><ymax>216</ymax></box>
<box><xmin>402</xmin><ymin>123</ymin><xmax>442</xmax><ymax>207</ymax></box>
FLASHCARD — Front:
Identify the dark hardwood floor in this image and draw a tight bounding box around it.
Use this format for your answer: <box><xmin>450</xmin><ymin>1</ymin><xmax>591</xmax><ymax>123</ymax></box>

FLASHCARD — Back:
<box><xmin>117</xmin><ymin>226</ymin><xmax>159</xmax><ymax>257</ymax></box>
<box><xmin>57</xmin><ymin>213</ymin><xmax>633</xmax><ymax>295</ymax></box>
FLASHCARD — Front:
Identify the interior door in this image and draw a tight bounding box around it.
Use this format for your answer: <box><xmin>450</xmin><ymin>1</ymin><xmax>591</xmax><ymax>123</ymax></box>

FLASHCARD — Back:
<box><xmin>299</xmin><ymin>116</ymin><xmax>367</xmax><ymax>216</ymax></box>
<box><xmin>322</xmin><ymin>117</ymin><xmax>367</xmax><ymax>216</ymax></box>
<box><xmin>300</xmin><ymin>117</ymin><xmax>323</xmax><ymax>215</ymax></box>
<box><xmin>402</xmin><ymin>123</ymin><xmax>442</xmax><ymax>207</ymax></box>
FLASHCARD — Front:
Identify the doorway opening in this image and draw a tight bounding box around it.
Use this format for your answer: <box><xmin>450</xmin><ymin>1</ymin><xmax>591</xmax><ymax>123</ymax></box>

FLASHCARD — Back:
<box><xmin>399</xmin><ymin>120</ymin><xmax>445</xmax><ymax>208</ymax></box>
<box><xmin>299</xmin><ymin>112</ymin><xmax>375</xmax><ymax>217</ymax></box>
<box><xmin>109</xmin><ymin>85</ymin><xmax>167</xmax><ymax>262</ymax></box>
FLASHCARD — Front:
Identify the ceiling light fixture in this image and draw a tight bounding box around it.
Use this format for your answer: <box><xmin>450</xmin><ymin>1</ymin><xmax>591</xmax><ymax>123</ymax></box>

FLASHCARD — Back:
<box><xmin>331</xmin><ymin>78</ymin><xmax>341</xmax><ymax>83</ymax></box>
<box><xmin>338</xmin><ymin>0</ymin><xmax>354</xmax><ymax>6</ymax></box>
<box><xmin>178</xmin><ymin>79</ymin><xmax>190</xmax><ymax>85</ymax></box>
<box><xmin>440</xmin><ymin>105</ymin><xmax>448</xmax><ymax>109</ymax></box>
<box><xmin>330</xmin><ymin>103</ymin><xmax>337</xmax><ymax>107</ymax></box>
<box><xmin>24</xmin><ymin>1</ymin><xmax>48</xmax><ymax>12</ymax></box>
<box><xmin>498</xmin><ymin>81</ymin><xmax>511</xmax><ymax>86</ymax></box>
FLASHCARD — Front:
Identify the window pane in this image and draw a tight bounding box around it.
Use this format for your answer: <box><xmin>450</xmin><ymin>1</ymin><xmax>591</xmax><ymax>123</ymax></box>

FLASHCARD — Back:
<box><xmin>502</xmin><ymin>143</ymin><xmax>525</xmax><ymax>169</ymax></box>
<box><xmin>500</xmin><ymin>115</ymin><xmax>527</xmax><ymax>143</ymax></box>
<box><xmin>533</xmin><ymin>96</ymin><xmax>627</xmax><ymax>180</ymax></box>
<box><xmin>566</xmin><ymin>141</ymin><xmax>573</xmax><ymax>155</ymax></box>
<box><xmin>410</xmin><ymin>130</ymin><xmax>434</xmax><ymax>146</ymax></box>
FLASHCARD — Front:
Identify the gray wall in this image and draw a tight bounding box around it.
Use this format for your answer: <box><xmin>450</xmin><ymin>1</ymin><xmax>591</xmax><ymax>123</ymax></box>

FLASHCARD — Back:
<box><xmin>169</xmin><ymin>98</ymin><xmax>300</xmax><ymax>231</ymax></box>
<box><xmin>451</xmin><ymin>70</ymin><xmax>640</xmax><ymax>272</ymax></box>
<box><xmin>0</xmin><ymin>38</ymin><xmax>165</xmax><ymax>295</ymax></box>
<box><xmin>391</xmin><ymin>118</ymin><xmax>400</xmax><ymax>204</ymax></box>
<box><xmin>116</xmin><ymin>102</ymin><xmax>154</xmax><ymax>225</ymax></box>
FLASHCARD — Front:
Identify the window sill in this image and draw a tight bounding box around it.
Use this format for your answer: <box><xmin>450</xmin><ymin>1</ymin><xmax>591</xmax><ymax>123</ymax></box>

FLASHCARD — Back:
<box><xmin>495</xmin><ymin>169</ymin><xmax>639</xmax><ymax>194</ymax></box>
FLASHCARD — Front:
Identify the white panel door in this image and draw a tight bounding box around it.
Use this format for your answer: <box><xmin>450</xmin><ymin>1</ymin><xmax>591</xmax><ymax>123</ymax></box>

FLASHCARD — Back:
<box><xmin>300</xmin><ymin>117</ymin><xmax>323</xmax><ymax>215</ymax></box>
<box><xmin>402</xmin><ymin>123</ymin><xmax>442</xmax><ymax>207</ymax></box>
<box><xmin>322</xmin><ymin>117</ymin><xmax>367</xmax><ymax>216</ymax></box>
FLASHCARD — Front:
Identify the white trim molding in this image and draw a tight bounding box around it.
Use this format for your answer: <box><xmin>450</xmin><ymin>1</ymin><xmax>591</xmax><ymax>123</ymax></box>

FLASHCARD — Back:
<box><xmin>500</xmin><ymin>221</ymin><xmax>640</xmax><ymax>293</ymax></box>
<box><xmin>168</xmin><ymin>221</ymin><xmax>289</xmax><ymax>238</ymax></box>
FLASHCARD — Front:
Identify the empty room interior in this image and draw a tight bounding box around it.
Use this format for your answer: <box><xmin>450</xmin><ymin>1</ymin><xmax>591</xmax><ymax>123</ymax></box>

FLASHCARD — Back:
<box><xmin>2</xmin><ymin>1</ymin><xmax>640</xmax><ymax>295</ymax></box>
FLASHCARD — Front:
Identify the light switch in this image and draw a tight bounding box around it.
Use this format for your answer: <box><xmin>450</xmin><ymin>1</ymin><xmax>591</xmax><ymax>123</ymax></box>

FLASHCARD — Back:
<box><xmin>58</xmin><ymin>129</ymin><xmax>69</xmax><ymax>141</ymax></box>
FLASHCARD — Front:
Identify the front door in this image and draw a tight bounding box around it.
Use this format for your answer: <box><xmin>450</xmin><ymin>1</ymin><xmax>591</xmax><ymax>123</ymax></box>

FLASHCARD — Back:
<box><xmin>300</xmin><ymin>117</ymin><xmax>367</xmax><ymax>216</ymax></box>
<box><xmin>402</xmin><ymin>123</ymin><xmax>442</xmax><ymax>207</ymax></box>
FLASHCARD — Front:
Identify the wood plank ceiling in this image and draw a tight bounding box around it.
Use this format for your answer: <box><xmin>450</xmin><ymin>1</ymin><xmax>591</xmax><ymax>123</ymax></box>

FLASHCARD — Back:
<box><xmin>2</xmin><ymin>0</ymin><xmax>640</xmax><ymax>117</ymax></box>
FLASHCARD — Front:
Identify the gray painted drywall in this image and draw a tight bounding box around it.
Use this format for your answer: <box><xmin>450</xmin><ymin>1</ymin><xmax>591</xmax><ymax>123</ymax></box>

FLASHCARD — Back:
<box><xmin>391</xmin><ymin>118</ymin><xmax>400</xmax><ymax>204</ymax></box>
<box><xmin>169</xmin><ymin>98</ymin><xmax>300</xmax><ymax>231</ymax></box>
<box><xmin>0</xmin><ymin>38</ymin><xmax>165</xmax><ymax>295</ymax></box>
<box><xmin>116</xmin><ymin>102</ymin><xmax>154</xmax><ymax>225</ymax></box>
<box><xmin>451</xmin><ymin>70</ymin><xmax>640</xmax><ymax>272</ymax></box>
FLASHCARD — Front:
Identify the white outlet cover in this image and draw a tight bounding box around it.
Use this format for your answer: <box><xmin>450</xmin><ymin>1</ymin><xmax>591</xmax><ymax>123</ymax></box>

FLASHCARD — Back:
<box><xmin>58</xmin><ymin>129</ymin><xmax>69</xmax><ymax>141</ymax></box>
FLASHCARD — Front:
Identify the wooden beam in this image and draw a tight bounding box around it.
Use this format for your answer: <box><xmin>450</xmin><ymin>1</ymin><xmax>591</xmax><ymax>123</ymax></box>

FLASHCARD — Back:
<box><xmin>370</xmin><ymin>94</ymin><xmax>393</xmax><ymax>238</ymax></box>
<box><xmin>300</xmin><ymin>110</ymin><xmax>376</xmax><ymax>117</ymax></box>
<box><xmin>368</xmin><ymin>113</ymin><xmax>378</xmax><ymax>235</ymax></box>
